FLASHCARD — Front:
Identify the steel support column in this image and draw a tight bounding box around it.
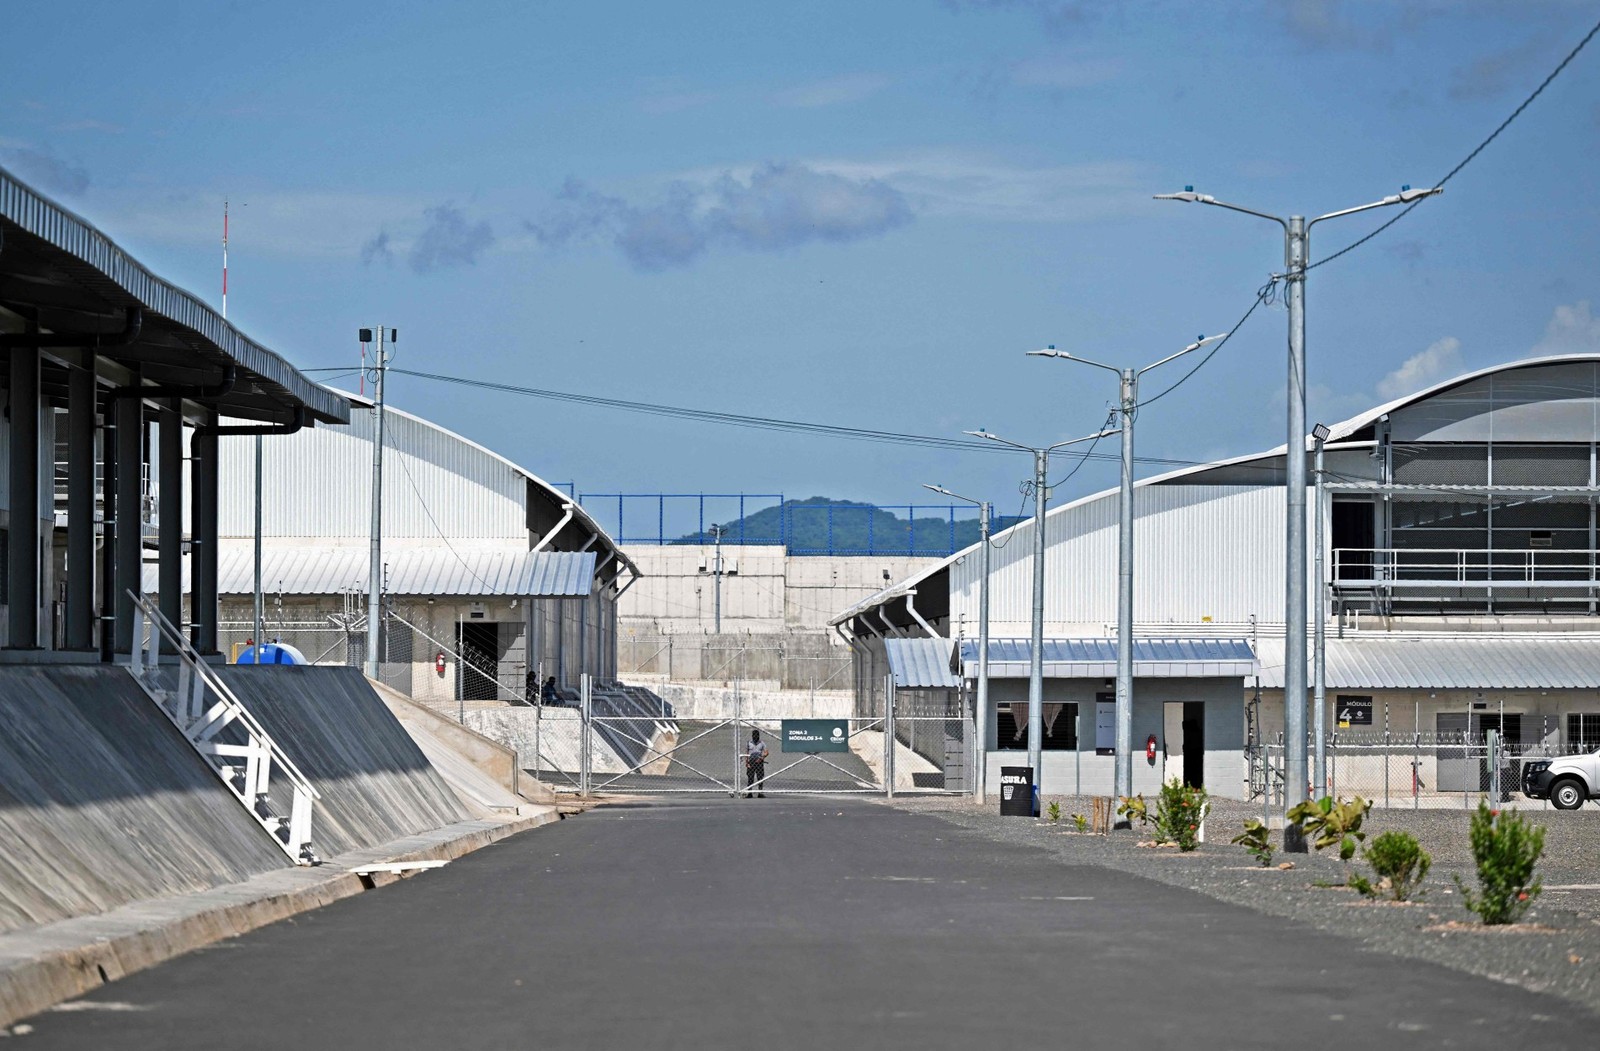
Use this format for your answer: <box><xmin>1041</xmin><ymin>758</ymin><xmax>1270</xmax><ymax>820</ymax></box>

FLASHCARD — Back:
<box><xmin>112</xmin><ymin>395</ymin><xmax>142</xmax><ymax>654</ymax></box>
<box><xmin>190</xmin><ymin>419</ymin><xmax>220</xmax><ymax>654</ymax></box>
<box><xmin>158</xmin><ymin>400</ymin><xmax>183</xmax><ymax>633</ymax></box>
<box><xmin>65</xmin><ymin>360</ymin><xmax>97</xmax><ymax>649</ymax></box>
<box><xmin>6</xmin><ymin>346</ymin><xmax>41</xmax><ymax>649</ymax></box>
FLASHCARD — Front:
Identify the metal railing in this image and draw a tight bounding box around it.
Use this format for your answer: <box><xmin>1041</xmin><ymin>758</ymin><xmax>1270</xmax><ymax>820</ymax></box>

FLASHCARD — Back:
<box><xmin>1332</xmin><ymin>547</ymin><xmax>1598</xmax><ymax>587</ymax></box>
<box><xmin>127</xmin><ymin>591</ymin><xmax>321</xmax><ymax>864</ymax></box>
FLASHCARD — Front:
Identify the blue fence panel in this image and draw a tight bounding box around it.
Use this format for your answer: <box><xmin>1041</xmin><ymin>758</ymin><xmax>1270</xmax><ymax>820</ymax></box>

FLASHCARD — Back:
<box><xmin>577</xmin><ymin>493</ymin><xmax>1020</xmax><ymax>557</ymax></box>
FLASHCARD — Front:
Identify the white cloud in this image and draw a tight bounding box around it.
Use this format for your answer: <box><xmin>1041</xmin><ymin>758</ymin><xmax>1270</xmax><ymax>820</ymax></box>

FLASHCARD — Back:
<box><xmin>771</xmin><ymin>73</ymin><xmax>891</xmax><ymax>109</ymax></box>
<box><xmin>1376</xmin><ymin>336</ymin><xmax>1463</xmax><ymax>401</ymax></box>
<box><xmin>1530</xmin><ymin>301</ymin><xmax>1600</xmax><ymax>355</ymax></box>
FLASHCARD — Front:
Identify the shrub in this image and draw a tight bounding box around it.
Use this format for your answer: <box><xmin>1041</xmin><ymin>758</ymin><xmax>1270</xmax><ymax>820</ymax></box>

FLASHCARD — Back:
<box><xmin>1154</xmin><ymin>778</ymin><xmax>1209</xmax><ymax>852</ymax></box>
<box><xmin>1363</xmin><ymin>830</ymin><xmax>1431</xmax><ymax>901</ymax></box>
<box><xmin>1230</xmin><ymin>818</ymin><xmax>1275</xmax><ymax>866</ymax></box>
<box><xmin>1455</xmin><ymin>802</ymin><xmax>1545</xmax><ymax>925</ymax></box>
<box><xmin>1117</xmin><ymin>795</ymin><xmax>1151</xmax><ymax>828</ymax></box>
<box><xmin>1286</xmin><ymin>796</ymin><xmax>1372</xmax><ymax>863</ymax></box>
<box><xmin>1046</xmin><ymin>801</ymin><xmax>1061</xmax><ymax>823</ymax></box>
<box><xmin>1072</xmin><ymin>813</ymin><xmax>1089</xmax><ymax>833</ymax></box>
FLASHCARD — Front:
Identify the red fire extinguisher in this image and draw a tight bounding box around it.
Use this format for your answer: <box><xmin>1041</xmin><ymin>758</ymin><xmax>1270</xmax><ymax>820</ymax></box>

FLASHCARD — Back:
<box><xmin>1145</xmin><ymin>734</ymin><xmax>1159</xmax><ymax>763</ymax></box>
<box><xmin>435</xmin><ymin>652</ymin><xmax>446</xmax><ymax>676</ymax></box>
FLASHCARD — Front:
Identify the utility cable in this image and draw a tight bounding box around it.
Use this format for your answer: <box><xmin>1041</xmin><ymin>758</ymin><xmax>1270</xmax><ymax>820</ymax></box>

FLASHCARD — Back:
<box><xmin>1309</xmin><ymin>15</ymin><xmax>1600</xmax><ymax>273</ymax></box>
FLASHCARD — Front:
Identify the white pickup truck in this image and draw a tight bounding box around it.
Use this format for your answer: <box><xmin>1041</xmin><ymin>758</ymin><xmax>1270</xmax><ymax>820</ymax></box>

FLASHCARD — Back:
<box><xmin>1522</xmin><ymin>748</ymin><xmax>1600</xmax><ymax>809</ymax></box>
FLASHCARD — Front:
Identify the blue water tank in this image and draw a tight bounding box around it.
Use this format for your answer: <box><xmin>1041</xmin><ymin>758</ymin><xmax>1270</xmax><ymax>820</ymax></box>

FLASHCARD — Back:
<box><xmin>236</xmin><ymin>643</ymin><xmax>308</xmax><ymax>665</ymax></box>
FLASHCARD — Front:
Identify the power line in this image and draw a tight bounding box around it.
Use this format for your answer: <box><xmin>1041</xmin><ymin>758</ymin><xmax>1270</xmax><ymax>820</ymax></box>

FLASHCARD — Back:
<box><xmin>1309</xmin><ymin>15</ymin><xmax>1600</xmax><ymax>272</ymax></box>
<box><xmin>1137</xmin><ymin>279</ymin><xmax>1276</xmax><ymax>410</ymax></box>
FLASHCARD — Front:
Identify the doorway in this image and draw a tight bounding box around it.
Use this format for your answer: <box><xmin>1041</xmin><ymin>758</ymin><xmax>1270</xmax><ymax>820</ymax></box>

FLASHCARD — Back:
<box><xmin>1182</xmin><ymin>701</ymin><xmax>1205</xmax><ymax>788</ymax></box>
<box><xmin>1163</xmin><ymin>701</ymin><xmax>1207</xmax><ymax>788</ymax></box>
<box><xmin>1332</xmin><ymin>500</ymin><xmax>1376</xmax><ymax>580</ymax></box>
<box><xmin>457</xmin><ymin>621</ymin><xmax>501</xmax><ymax>700</ymax></box>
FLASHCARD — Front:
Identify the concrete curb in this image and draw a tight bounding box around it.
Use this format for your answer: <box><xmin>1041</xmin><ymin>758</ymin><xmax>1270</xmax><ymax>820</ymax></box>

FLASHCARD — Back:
<box><xmin>0</xmin><ymin>808</ymin><xmax>560</xmax><ymax>1028</ymax></box>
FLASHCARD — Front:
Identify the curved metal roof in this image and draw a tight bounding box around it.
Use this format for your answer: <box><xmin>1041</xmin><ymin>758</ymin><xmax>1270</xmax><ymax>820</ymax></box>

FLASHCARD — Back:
<box><xmin>0</xmin><ymin>164</ymin><xmax>347</xmax><ymax>424</ymax></box>
<box><xmin>342</xmin><ymin>391</ymin><xmax>637</xmax><ymax>579</ymax></box>
<box><xmin>832</xmin><ymin>354</ymin><xmax>1600</xmax><ymax>629</ymax></box>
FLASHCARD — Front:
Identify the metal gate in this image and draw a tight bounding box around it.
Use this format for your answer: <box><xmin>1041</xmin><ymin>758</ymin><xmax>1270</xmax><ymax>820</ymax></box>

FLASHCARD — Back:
<box><xmin>532</xmin><ymin>675</ymin><xmax>970</xmax><ymax>796</ymax></box>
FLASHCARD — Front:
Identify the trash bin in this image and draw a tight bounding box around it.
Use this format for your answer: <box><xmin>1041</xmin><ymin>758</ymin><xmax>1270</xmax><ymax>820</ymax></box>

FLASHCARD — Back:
<box><xmin>1000</xmin><ymin>766</ymin><xmax>1036</xmax><ymax>817</ymax></box>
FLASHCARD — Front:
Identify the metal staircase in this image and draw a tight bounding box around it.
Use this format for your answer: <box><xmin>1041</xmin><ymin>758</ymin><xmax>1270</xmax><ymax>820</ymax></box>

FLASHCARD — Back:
<box><xmin>124</xmin><ymin>590</ymin><xmax>321</xmax><ymax>865</ymax></box>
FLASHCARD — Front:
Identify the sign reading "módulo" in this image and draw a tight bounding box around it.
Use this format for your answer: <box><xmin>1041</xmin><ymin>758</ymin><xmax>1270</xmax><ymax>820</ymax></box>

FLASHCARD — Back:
<box><xmin>782</xmin><ymin>719</ymin><xmax>849</xmax><ymax>753</ymax></box>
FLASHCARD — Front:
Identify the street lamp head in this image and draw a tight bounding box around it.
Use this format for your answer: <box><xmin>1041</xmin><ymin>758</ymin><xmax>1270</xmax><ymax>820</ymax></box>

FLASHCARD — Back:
<box><xmin>1183</xmin><ymin>331</ymin><xmax>1230</xmax><ymax>353</ymax></box>
<box><xmin>1396</xmin><ymin>185</ymin><xmax>1442</xmax><ymax>204</ymax></box>
<box><xmin>1027</xmin><ymin>346</ymin><xmax>1065</xmax><ymax>359</ymax></box>
<box><xmin>1153</xmin><ymin>187</ymin><xmax>1214</xmax><ymax>203</ymax></box>
<box><xmin>923</xmin><ymin>483</ymin><xmax>952</xmax><ymax>497</ymax></box>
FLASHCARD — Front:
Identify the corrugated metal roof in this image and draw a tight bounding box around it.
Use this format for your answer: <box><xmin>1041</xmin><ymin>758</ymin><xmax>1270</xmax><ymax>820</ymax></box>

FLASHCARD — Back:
<box><xmin>142</xmin><ymin>546</ymin><xmax>596</xmax><ymax>597</ymax></box>
<box><xmin>0</xmin><ymin>165</ymin><xmax>347</xmax><ymax>424</ymax></box>
<box><xmin>955</xmin><ymin>637</ymin><xmax>1257</xmax><ymax>680</ymax></box>
<box><xmin>885</xmin><ymin>637</ymin><xmax>959</xmax><ymax>688</ymax></box>
<box><xmin>1254</xmin><ymin>636</ymin><xmax>1600</xmax><ymax>690</ymax></box>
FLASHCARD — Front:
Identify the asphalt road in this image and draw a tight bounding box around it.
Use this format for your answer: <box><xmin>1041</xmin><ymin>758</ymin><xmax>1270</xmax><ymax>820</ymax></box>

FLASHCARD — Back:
<box><xmin>15</xmin><ymin>798</ymin><xmax>1593</xmax><ymax>1049</ymax></box>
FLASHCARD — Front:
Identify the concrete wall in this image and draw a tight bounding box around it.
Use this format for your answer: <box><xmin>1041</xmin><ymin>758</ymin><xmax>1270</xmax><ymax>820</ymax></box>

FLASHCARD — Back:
<box><xmin>618</xmin><ymin>546</ymin><xmax>938</xmax><ymax>634</ymax></box>
<box><xmin>216</xmin><ymin>666</ymin><xmax>472</xmax><ymax>858</ymax></box>
<box><xmin>0</xmin><ymin>667</ymin><xmax>289</xmax><ymax>934</ymax></box>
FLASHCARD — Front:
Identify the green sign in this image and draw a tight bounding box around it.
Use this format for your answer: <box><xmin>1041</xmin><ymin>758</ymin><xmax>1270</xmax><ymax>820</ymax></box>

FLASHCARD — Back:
<box><xmin>782</xmin><ymin>719</ymin><xmax>849</xmax><ymax>753</ymax></box>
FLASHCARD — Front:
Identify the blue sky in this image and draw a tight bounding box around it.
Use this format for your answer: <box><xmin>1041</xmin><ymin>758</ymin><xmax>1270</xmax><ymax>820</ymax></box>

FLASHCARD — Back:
<box><xmin>4</xmin><ymin>1</ymin><xmax>1599</xmax><ymax>533</ymax></box>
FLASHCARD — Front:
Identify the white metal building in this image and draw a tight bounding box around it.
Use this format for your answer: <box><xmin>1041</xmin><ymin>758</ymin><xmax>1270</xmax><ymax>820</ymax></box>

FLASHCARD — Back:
<box><xmin>836</xmin><ymin>355</ymin><xmax>1600</xmax><ymax>800</ymax></box>
<box><xmin>204</xmin><ymin>393</ymin><xmax>636</xmax><ymax>702</ymax></box>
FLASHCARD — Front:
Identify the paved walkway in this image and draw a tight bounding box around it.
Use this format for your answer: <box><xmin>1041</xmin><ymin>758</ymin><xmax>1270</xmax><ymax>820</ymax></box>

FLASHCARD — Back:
<box><xmin>13</xmin><ymin>799</ymin><xmax>1592</xmax><ymax>1048</ymax></box>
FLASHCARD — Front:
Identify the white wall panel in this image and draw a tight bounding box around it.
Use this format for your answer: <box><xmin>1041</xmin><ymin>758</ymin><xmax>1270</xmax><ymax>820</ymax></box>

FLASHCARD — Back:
<box><xmin>217</xmin><ymin>402</ymin><xmax>528</xmax><ymax>544</ymax></box>
<box><xmin>949</xmin><ymin>484</ymin><xmax>1297</xmax><ymax>632</ymax></box>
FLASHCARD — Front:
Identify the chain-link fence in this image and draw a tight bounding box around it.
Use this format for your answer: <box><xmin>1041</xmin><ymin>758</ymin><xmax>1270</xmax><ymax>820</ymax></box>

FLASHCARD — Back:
<box><xmin>1252</xmin><ymin>733</ymin><xmax>1595</xmax><ymax>810</ymax></box>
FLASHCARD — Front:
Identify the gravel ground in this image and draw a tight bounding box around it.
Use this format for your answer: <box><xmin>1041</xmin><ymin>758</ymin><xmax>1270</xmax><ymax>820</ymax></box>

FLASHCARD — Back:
<box><xmin>893</xmin><ymin>793</ymin><xmax>1600</xmax><ymax>1016</ymax></box>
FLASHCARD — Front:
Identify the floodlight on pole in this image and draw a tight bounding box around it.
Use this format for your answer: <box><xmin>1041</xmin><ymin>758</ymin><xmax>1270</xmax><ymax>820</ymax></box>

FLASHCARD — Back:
<box><xmin>1030</xmin><ymin>331</ymin><xmax>1228</xmax><ymax>811</ymax></box>
<box><xmin>959</xmin><ymin>426</ymin><xmax>1118</xmax><ymax>810</ymax></box>
<box><xmin>926</xmin><ymin>482</ymin><xmax>992</xmax><ymax>802</ymax></box>
<box><xmin>1155</xmin><ymin>183</ymin><xmax>1441</xmax><ymax>850</ymax></box>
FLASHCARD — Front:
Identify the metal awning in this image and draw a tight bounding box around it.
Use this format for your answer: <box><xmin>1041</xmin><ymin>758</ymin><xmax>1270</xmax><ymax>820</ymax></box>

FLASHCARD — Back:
<box><xmin>1254</xmin><ymin>636</ymin><xmax>1600</xmax><ymax>690</ymax></box>
<box><xmin>955</xmin><ymin>637</ymin><xmax>1258</xmax><ymax>680</ymax></box>
<box><xmin>0</xmin><ymin>165</ymin><xmax>347</xmax><ymax>424</ymax></box>
<box><xmin>143</xmin><ymin>546</ymin><xmax>598</xmax><ymax>597</ymax></box>
<box><xmin>885</xmin><ymin>637</ymin><xmax>959</xmax><ymax>689</ymax></box>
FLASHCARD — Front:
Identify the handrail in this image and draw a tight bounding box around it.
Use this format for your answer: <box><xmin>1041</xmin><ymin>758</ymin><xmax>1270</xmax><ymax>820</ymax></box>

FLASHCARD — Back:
<box><xmin>127</xmin><ymin>590</ymin><xmax>321</xmax><ymax>802</ymax></box>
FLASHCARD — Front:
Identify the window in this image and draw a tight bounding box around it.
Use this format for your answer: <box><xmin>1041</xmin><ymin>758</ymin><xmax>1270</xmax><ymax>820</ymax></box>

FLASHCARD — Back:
<box><xmin>996</xmin><ymin>702</ymin><xmax>1078</xmax><ymax>750</ymax></box>
<box><xmin>1568</xmin><ymin>713</ymin><xmax>1600</xmax><ymax>753</ymax></box>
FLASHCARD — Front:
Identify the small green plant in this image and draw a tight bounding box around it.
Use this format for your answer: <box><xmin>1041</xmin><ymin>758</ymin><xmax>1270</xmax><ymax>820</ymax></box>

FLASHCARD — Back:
<box><xmin>1363</xmin><ymin>829</ymin><xmax>1431</xmax><ymax>902</ymax></box>
<box><xmin>1230</xmin><ymin>818</ymin><xmax>1275</xmax><ymax>866</ymax></box>
<box><xmin>1045</xmin><ymin>801</ymin><xmax>1061</xmax><ymax>823</ymax></box>
<box><xmin>1286</xmin><ymin>796</ymin><xmax>1372</xmax><ymax>864</ymax></box>
<box><xmin>1072</xmin><ymin>813</ymin><xmax>1089</xmax><ymax>833</ymax></box>
<box><xmin>1455</xmin><ymin>802</ymin><xmax>1545</xmax><ymax>925</ymax></box>
<box><xmin>1117</xmin><ymin>795</ymin><xmax>1151</xmax><ymax>828</ymax></box>
<box><xmin>1154</xmin><ymin>778</ymin><xmax>1209</xmax><ymax>852</ymax></box>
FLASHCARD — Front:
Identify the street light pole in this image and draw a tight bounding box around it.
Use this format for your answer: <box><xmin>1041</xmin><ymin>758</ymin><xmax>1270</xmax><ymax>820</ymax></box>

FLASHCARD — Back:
<box><xmin>1155</xmin><ymin>183</ymin><xmax>1440</xmax><ymax>850</ymax></box>
<box><xmin>709</xmin><ymin>523</ymin><xmax>724</xmax><ymax>634</ymax></box>
<box><xmin>362</xmin><ymin>326</ymin><xmax>395</xmax><ymax>680</ymax></box>
<box><xmin>925</xmin><ymin>484</ymin><xmax>990</xmax><ymax>802</ymax></box>
<box><xmin>1029</xmin><ymin>332</ymin><xmax>1227</xmax><ymax>807</ymax></box>
<box><xmin>1312</xmin><ymin>422</ymin><xmax>1331</xmax><ymax>797</ymax></box>
<box><xmin>965</xmin><ymin>426</ymin><xmax>1118</xmax><ymax>811</ymax></box>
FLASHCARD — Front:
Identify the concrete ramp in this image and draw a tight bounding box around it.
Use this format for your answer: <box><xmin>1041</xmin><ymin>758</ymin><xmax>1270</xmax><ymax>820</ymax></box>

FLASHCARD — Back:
<box><xmin>366</xmin><ymin>679</ymin><xmax>548</xmax><ymax>817</ymax></box>
<box><xmin>216</xmin><ymin>666</ymin><xmax>473</xmax><ymax>857</ymax></box>
<box><xmin>0</xmin><ymin>667</ymin><xmax>288</xmax><ymax>935</ymax></box>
